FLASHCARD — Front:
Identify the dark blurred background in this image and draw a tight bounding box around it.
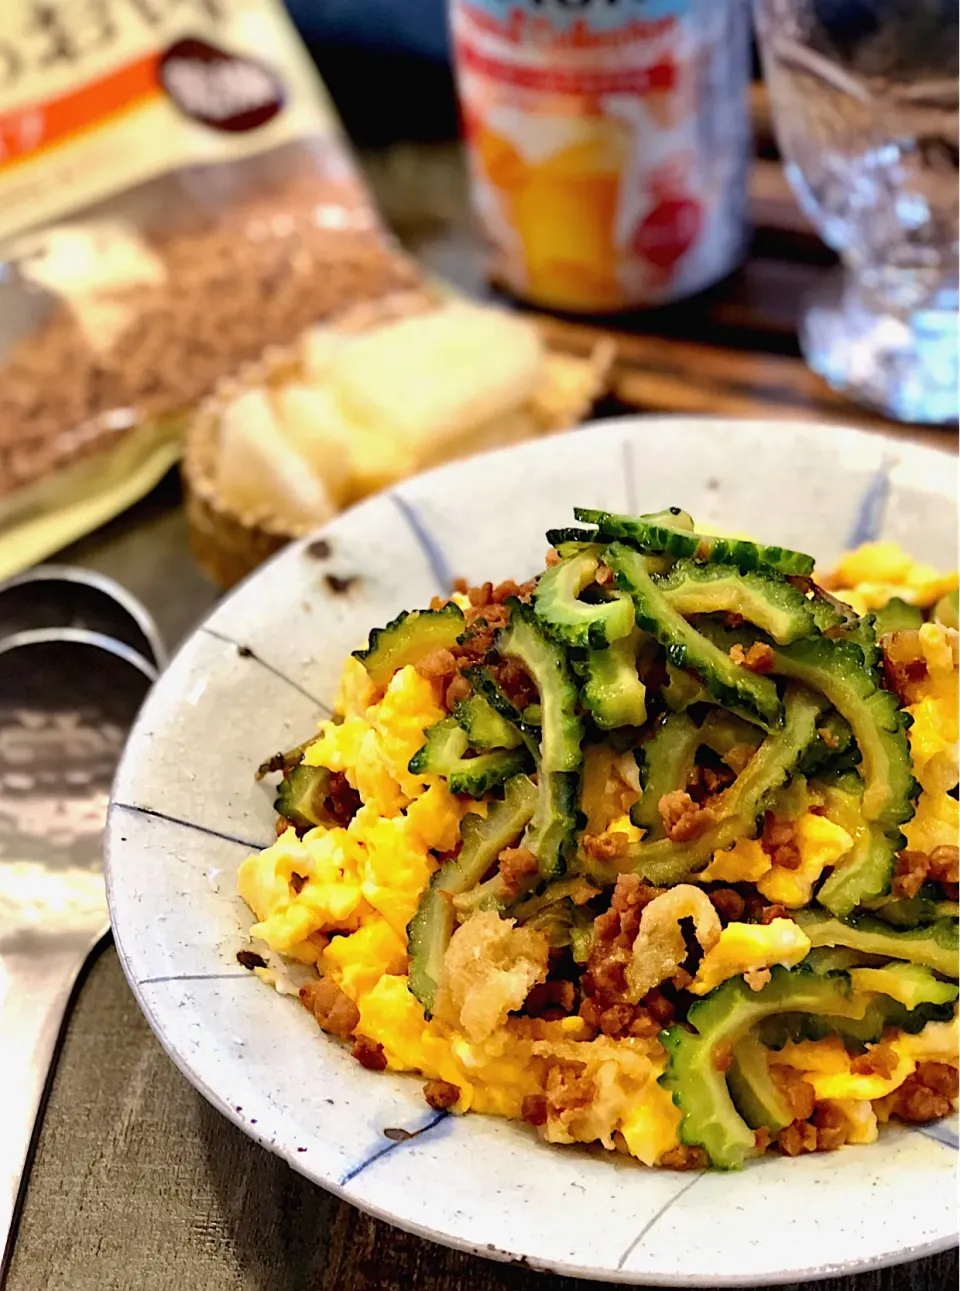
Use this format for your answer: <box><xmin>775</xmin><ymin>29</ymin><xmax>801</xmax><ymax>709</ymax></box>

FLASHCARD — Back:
<box><xmin>285</xmin><ymin>0</ymin><xmax>460</xmax><ymax>145</ymax></box>
<box><xmin>283</xmin><ymin>0</ymin><xmax>765</xmax><ymax>147</ymax></box>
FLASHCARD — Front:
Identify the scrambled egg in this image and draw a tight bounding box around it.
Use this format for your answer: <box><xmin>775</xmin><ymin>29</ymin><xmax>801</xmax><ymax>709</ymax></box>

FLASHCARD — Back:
<box><xmin>239</xmin><ymin>663</ymin><xmax>460</xmax><ymax>966</ymax></box>
<box><xmin>690</xmin><ymin>919</ymin><xmax>811</xmax><ymax>995</ymax></box>
<box><xmin>902</xmin><ymin>788</ymin><xmax>959</xmax><ymax>854</ymax></box>
<box><xmin>238</xmin><ymin>658</ymin><xmax>679</xmax><ymax>1161</ymax></box>
<box><xmin>904</xmin><ymin>623</ymin><xmax>959</xmax><ymax>795</ymax></box>
<box><xmin>829</xmin><ymin>541</ymin><xmax>957</xmax><ymax>616</ymax></box>
<box><xmin>775</xmin><ymin>1017</ymin><xmax>959</xmax><ymax>1105</ymax></box>
<box><xmin>701</xmin><ymin>802</ymin><xmax>854</xmax><ymax>910</ymax></box>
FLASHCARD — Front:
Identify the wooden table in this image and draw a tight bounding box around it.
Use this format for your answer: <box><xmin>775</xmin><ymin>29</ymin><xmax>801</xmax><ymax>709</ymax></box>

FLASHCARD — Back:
<box><xmin>5</xmin><ymin>118</ymin><xmax>957</xmax><ymax>1291</ymax></box>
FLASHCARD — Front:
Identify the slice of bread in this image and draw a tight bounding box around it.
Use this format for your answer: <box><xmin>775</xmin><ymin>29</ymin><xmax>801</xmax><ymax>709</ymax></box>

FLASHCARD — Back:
<box><xmin>329</xmin><ymin>301</ymin><xmax>545</xmax><ymax>464</ymax></box>
<box><xmin>217</xmin><ymin>388</ymin><xmax>333</xmax><ymax>528</ymax></box>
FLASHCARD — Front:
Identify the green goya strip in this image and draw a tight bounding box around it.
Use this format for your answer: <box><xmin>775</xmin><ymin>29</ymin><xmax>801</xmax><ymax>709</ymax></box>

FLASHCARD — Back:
<box><xmin>662</xmin><ymin>662</ymin><xmax>711</xmax><ymax>712</ymax></box>
<box><xmin>605</xmin><ymin>542</ymin><xmax>783</xmax><ymax>729</ymax></box>
<box><xmin>815</xmin><ymin>824</ymin><xmax>898</xmax><ymax>918</ymax></box>
<box><xmin>580</xmin><ymin>631</ymin><xmax>648</xmax><ymax>730</ymax></box>
<box><xmin>660</xmin><ymin>967</ymin><xmax>866</xmax><ymax>1169</ymax></box>
<box><xmin>758</xmin><ymin>994</ymin><xmax>957</xmax><ymax>1052</ymax></box>
<box><xmin>453</xmin><ymin>693</ymin><xmax>523</xmax><ymax>750</ymax></box>
<box><xmin>618</xmin><ymin>686</ymin><xmax>823</xmax><ymax>885</ymax></box>
<box><xmin>849</xmin><ymin>963</ymin><xmax>959</xmax><ymax>1012</ymax></box>
<box><xmin>408</xmin><ymin>717</ymin><xmax>529</xmax><ymax>798</ymax></box>
<box><xmin>631</xmin><ymin>713</ymin><xmax>701</xmax><ymax>841</ymax></box>
<box><xmin>795</xmin><ymin>908</ymin><xmax>959</xmax><ymax>979</ymax></box>
<box><xmin>863</xmin><ymin>884</ymin><xmax>960</xmax><ymax>929</ymax></box>
<box><xmin>697</xmin><ymin>622</ymin><xmax>918</xmax><ymax>835</ymax></box>
<box><xmin>726</xmin><ymin>1033</ymin><xmax>794</xmax><ymax>1134</ymax></box>
<box><xmin>406</xmin><ymin>774</ymin><xmax>538</xmax><ymax>1013</ymax></box>
<box><xmin>523</xmin><ymin>771</ymin><xmax>581</xmax><ymax>880</ymax></box>
<box><xmin>574</xmin><ymin>508</ymin><xmax>815</xmax><ymax>577</ymax></box>
<box><xmin>353</xmin><ymin>603</ymin><xmax>465</xmax><ymax>688</ymax></box>
<box><xmin>872</xmin><ymin>598</ymin><xmax>924</xmax><ymax>636</ymax></box>
<box><xmin>933</xmin><ymin>589</ymin><xmax>958</xmax><ymax>630</ymax></box>
<box><xmin>769</xmin><ymin>635</ymin><xmax>917</xmax><ymax>833</ymax></box>
<box><xmin>496</xmin><ymin>602</ymin><xmax>583</xmax><ymax>774</ymax></box>
<box><xmin>274</xmin><ymin>764</ymin><xmax>337</xmax><ymax>832</ymax></box>
<box><xmin>534</xmin><ymin>549</ymin><xmax>634</xmax><ymax>649</ymax></box>
<box><xmin>656</xmin><ymin>558</ymin><xmax>818</xmax><ymax>644</ymax></box>
<box><xmin>497</xmin><ymin>602</ymin><xmax>583</xmax><ymax>876</ymax></box>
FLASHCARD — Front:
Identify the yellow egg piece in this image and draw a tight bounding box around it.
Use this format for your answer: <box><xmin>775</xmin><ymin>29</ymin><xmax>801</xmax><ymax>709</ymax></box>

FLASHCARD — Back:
<box><xmin>321</xmin><ymin>916</ymin><xmax>408</xmax><ymax>1001</ymax></box>
<box><xmin>833</xmin><ymin>541</ymin><xmax>915</xmax><ymax>588</ymax></box>
<box><xmin>756</xmin><ymin>813</ymin><xmax>853</xmax><ymax>908</ymax></box>
<box><xmin>701</xmin><ymin>837</ymin><xmax>772</xmax><ymax>884</ymax></box>
<box><xmin>902</xmin><ymin>789</ymin><xmax>959</xmax><ymax>854</ymax></box>
<box><xmin>690</xmin><ymin>920</ymin><xmax>811</xmax><ymax>995</ymax></box>
<box><xmin>620</xmin><ymin>1078</ymin><xmax>682</xmax><ymax>1166</ymax></box>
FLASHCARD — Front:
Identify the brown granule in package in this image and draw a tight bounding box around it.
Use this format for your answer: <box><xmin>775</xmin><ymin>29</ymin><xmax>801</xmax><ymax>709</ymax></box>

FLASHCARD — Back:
<box><xmin>0</xmin><ymin>164</ymin><xmax>418</xmax><ymax>497</ymax></box>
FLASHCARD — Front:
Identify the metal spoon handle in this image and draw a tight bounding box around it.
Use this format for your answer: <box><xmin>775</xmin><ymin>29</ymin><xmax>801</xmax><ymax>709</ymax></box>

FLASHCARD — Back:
<box><xmin>0</xmin><ymin>939</ymin><xmax>98</xmax><ymax>1275</ymax></box>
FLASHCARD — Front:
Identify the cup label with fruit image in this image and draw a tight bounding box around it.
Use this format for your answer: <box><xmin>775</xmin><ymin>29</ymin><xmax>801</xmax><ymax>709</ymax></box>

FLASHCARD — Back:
<box><xmin>451</xmin><ymin>0</ymin><xmax>751</xmax><ymax>312</ymax></box>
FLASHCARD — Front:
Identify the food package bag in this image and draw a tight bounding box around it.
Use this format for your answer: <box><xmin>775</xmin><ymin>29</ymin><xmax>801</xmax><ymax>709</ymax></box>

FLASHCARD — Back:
<box><xmin>0</xmin><ymin>0</ymin><xmax>418</xmax><ymax>579</ymax></box>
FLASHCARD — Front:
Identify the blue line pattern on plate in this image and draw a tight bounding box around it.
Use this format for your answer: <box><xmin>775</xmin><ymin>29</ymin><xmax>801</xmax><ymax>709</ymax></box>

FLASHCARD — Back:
<box><xmin>339</xmin><ymin>1110</ymin><xmax>449</xmax><ymax>1186</ymax></box>
<box><xmin>845</xmin><ymin>457</ymin><xmax>894</xmax><ymax>548</ymax></box>
<box><xmin>917</xmin><ymin>1121</ymin><xmax>959</xmax><ymax>1150</ymax></box>
<box><xmin>617</xmin><ymin>1173</ymin><xmax>704</xmax><ymax>1270</ymax></box>
<box><xmin>111</xmin><ymin>802</ymin><xmax>272</xmax><ymax>852</ymax></box>
<box><xmin>200</xmin><ymin>626</ymin><xmax>332</xmax><ymax>713</ymax></box>
<box><xmin>390</xmin><ymin>492</ymin><xmax>455</xmax><ymax>594</ymax></box>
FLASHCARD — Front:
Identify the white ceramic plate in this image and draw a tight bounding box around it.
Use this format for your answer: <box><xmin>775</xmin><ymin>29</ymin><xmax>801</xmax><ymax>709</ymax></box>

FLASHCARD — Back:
<box><xmin>106</xmin><ymin>417</ymin><xmax>958</xmax><ymax>1287</ymax></box>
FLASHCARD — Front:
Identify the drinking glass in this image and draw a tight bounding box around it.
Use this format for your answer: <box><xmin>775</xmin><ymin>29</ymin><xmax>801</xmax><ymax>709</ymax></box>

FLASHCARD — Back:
<box><xmin>754</xmin><ymin>0</ymin><xmax>958</xmax><ymax>424</ymax></box>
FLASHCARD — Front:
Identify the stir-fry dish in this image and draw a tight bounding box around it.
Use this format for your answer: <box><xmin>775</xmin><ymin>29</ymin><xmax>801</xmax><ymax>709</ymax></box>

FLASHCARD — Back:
<box><xmin>239</xmin><ymin>509</ymin><xmax>959</xmax><ymax>1169</ymax></box>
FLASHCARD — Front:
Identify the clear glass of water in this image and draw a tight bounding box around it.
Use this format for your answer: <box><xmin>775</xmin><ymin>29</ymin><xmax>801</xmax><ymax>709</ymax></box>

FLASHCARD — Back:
<box><xmin>754</xmin><ymin>0</ymin><xmax>958</xmax><ymax>424</ymax></box>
